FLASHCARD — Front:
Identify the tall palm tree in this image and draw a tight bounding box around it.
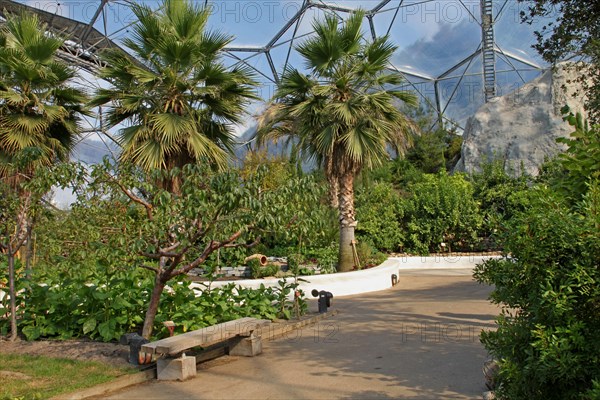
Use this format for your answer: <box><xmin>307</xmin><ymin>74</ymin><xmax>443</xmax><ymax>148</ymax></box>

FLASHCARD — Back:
<box><xmin>257</xmin><ymin>11</ymin><xmax>418</xmax><ymax>272</ymax></box>
<box><xmin>90</xmin><ymin>0</ymin><xmax>258</xmax><ymax>193</ymax></box>
<box><xmin>0</xmin><ymin>12</ymin><xmax>88</xmax><ymax>180</ymax></box>
<box><xmin>0</xmin><ymin>12</ymin><xmax>89</xmax><ymax>340</ymax></box>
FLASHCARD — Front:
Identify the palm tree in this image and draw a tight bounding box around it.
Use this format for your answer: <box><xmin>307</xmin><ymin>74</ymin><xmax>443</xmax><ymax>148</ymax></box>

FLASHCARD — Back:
<box><xmin>0</xmin><ymin>12</ymin><xmax>88</xmax><ymax>180</ymax></box>
<box><xmin>0</xmin><ymin>12</ymin><xmax>89</xmax><ymax>340</ymax></box>
<box><xmin>90</xmin><ymin>0</ymin><xmax>258</xmax><ymax>193</ymax></box>
<box><xmin>257</xmin><ymin>11</ymin><xmax>418</xmax><ymax>272</ymax></box>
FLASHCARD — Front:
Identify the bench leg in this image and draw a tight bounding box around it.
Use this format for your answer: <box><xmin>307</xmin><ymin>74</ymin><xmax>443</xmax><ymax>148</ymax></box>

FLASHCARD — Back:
<box><xmin>228</xmin><ymin>334</ymin><xmax>263</xmax><ymax>357</ymax></box>
<box><xmin>157</xmin><ymin>354</ymin><xmax>197</xmax><ymax>381</ymax></box>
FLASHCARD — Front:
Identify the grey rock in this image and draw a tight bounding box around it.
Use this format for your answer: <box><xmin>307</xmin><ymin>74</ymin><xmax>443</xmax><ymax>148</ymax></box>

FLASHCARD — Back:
<box><xmin>455</xmin><ymin>63</ymin><xmax>588</xmax><ymax>176</ymax></box>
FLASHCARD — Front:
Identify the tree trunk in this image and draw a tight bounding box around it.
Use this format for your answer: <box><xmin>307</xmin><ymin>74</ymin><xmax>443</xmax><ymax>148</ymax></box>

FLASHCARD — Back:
<box><xmin>141</xmin><ymin>274</ymin><xmax>167</xmax><ymax>339</ymax></box>
<box><xmin>325</xmin><ymin>156</ymin><xmax>339</xmax><ymax>208</ymax></box>
<box><xmin>328</xmin><ymin>174</ymin><xmax>340</xmax><ymax>209</ymax></box>
<box><xmin>337</xmin><ymin>171</ymin><xmax>357</xmax><ymax>272</ymax></box>
<box><xmin>24</xmin><ymin>228</ymin><xmax>33</xmax><ymax>278</ymax></box>
<box><xmin>7</xmin><ymin>245</ymin><xmax>18</xmax><ymax>341</ymax></box>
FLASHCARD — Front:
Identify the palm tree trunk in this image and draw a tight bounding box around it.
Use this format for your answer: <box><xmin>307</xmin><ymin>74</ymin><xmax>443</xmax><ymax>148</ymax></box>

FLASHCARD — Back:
<box><xmin>325</xmin><ymin>155</ymin><xmax>339</xmax><ymax>208</ymax></box>
<box><xmin>328</xmin><ymin>174</ymin><xmax>340</xmax><ymax>209</ymax></box>
<box><xmin>337</xmin><ymin>171</ymin><xmax>357</xmax><ymax>272</ymax></box>
<box><xmin>7</xmin><ymin>244</ymin><xmax>18</xmax><ymax>341</ymax></box>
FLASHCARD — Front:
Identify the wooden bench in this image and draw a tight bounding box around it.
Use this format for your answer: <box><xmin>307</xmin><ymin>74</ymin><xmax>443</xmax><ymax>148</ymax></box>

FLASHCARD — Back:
<box><xmin>141</xmin><ymin>317</ymin><xmax>271</xmax><ymax>381</ymax></box>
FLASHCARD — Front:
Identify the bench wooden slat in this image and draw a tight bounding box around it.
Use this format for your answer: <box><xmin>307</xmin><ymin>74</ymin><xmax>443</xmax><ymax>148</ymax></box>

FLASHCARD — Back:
<box><xmin>141</xmin><ymin>317</ymin><xmax>271</xmax><ymax>356</ymax></box>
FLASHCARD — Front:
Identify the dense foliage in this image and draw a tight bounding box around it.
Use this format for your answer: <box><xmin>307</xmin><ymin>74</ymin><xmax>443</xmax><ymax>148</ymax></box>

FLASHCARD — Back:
<box><xmin>474</xmin><ymin>114</ymin><xmax>600</xmax><ymax>399</ymax></box>
<box><xmin>0</xmin><ymin>268</ymin><xmax>300</xmax><ymax>341</ymax></box>
<box><xmin>356</xmin><ymin>163</ymin><xmax>529</xmax><ymax>255</ymax></box>
<box><xmin>519</xmin><ymin>0</ymin><xmax>600</xmax><ymax>122</ymax></box>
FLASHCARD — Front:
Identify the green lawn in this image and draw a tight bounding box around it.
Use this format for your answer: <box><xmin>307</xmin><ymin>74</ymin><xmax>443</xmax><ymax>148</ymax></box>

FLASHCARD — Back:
<box><xmin>0</xmin><ymin>353</ymin><xmax>134</xmax><ymax>400</ymax></box>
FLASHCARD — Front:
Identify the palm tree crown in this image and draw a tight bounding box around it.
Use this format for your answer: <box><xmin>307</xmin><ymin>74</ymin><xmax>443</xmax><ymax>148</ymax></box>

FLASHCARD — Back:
<box><xmin>257</xmin><ymin>11</ymin><xmax>418</xmax><ymax>271</ymax></box>
<box><xmin>90</xmin><ymin>0</ymin><xmax>258</xmax><ymax>176</ymax></box>
<box><xmin>0</xmin><ymin>12</ymin><xmax>88</xmax><ymax>180</ymax></box>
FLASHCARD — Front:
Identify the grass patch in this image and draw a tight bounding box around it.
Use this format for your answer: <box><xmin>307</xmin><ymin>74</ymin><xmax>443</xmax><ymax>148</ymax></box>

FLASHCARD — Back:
<box><xmin>0</xmin><ymin>353</ymin><xmax>134</xmax><ymax>400</ymax></box>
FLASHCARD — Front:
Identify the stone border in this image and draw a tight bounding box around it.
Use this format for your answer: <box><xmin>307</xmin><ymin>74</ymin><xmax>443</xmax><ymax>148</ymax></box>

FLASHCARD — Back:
<box><xmin>50</xmin><ymin>311</ymin><xmax>339</xmax><ymax>400</ymax></box>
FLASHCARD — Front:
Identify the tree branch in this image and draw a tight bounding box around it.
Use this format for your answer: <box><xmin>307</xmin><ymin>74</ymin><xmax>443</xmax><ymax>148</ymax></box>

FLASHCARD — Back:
<box><xmin>138</xmin><ymin>264</ymin><xmax>159</xmax><ymax>273</ymax></box>
<box><xmin>105</xmin><ymin>173</ymin><xmax>154</xmax><ymax>221</ymax></box>
<box><xmin>222</xmin><ymin>235</ymin><xmax>261</xmax><ymax>248</ymax></box>
<box><xmin>171</xmin><ymin>226</ymin><xmax>259</xmax><ymax>277</ymax></box>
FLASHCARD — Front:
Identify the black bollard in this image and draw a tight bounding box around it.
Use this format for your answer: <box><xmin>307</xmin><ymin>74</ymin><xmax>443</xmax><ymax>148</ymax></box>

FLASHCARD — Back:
<box><xmin>311</xmin><ymin>289</ymin><xmax>334</xmax><ymax>313</ymax></box>
<box><xmin>120</xmin><ymin>333</ymin><xmax>150</xmax><ymax>365</ymax></box>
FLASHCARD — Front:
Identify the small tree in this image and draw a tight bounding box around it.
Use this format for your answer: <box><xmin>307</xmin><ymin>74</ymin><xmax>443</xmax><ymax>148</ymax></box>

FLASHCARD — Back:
<box><xmin>89</xmin><ymin>161</ymin><xmax>321</xmax><ymax>339</ymax></box>
<box><xmin>0</xmin><ymin>160</ymin><xmax>83</xmax><ymax>340</ymax></box>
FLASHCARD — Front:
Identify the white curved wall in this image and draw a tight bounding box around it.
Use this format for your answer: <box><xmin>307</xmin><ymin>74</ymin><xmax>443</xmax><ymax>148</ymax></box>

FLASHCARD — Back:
<box><xmin>190</xmin><ymin>255</ymin><xmax>499</xmax><ymax>298</ymax></box>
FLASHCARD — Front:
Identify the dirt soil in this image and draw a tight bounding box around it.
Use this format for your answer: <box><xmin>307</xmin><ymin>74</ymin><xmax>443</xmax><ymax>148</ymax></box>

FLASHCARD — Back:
<box><xmin>0</xmin><ymin>337</ymin><xmax>133</xmax><ymax>369</ymax></box>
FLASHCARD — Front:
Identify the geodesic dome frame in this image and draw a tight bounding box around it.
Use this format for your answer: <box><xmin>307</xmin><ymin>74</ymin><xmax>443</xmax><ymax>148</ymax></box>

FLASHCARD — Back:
<box><xmin>0</xmin><ymin>0</ymin><xmax>548</xmax><ymax>142</ymax></box>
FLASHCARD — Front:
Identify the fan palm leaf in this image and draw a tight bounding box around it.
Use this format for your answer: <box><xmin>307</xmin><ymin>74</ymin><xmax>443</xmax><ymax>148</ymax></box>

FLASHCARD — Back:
<box><xmin>91</xmin><ymin>0</ymin><xmax>257</xmax><ymax>186</ymax></box>
<box><xmin>0</xmin><ymin>12</ymin><xmax>88</xmax><ymax>181</ymax></box>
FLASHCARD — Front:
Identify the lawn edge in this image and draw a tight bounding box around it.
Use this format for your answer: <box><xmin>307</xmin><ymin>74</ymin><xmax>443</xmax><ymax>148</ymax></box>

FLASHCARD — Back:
<box><xmin>48</xmin><ymin>369</ymin><xmax>155</xmax><ymax>400</ymax></box>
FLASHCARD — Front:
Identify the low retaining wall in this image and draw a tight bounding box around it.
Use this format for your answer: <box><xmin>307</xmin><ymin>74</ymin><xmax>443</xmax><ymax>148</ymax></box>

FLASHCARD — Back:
<box><xmin>392</xmin><ymin>254</ymin><xmax>500</xmax><ymax>270</ymax></box>
<box><xmin>190</xmin><ymin>254</ymin><xmax>501</xmax><ymax>298</ymax></box>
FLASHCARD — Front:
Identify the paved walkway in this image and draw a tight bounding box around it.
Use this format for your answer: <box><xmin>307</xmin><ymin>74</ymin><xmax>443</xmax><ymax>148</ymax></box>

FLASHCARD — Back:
<box><xmin>107</xmin><ymin>268</ymin><xmax>497</xmax><ymax>399</ymax></box>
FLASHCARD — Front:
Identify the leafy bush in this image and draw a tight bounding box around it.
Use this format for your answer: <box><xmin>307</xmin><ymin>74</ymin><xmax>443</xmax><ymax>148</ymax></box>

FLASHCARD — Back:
<box><xmin>474</xmin><ymin>112</ymin><xmax>600</xmax><ymax>399</ymax></box>
<box><xmin>402</xmin><ymin>172</ymin><xmax>482</xmax><ymax>254</ymax></box>
<box><xmin>543</xmin><ymin>106</ymin><xmax>600</xmax><ymax>202</ymax></box>
<box><xmin>474</xmin><ymin>185</ymin><xmax>600</xmax><ymax>399</ymax></box>
<box><xmin>470</xmin><ymin>159</ymin><xmax>530</xmax><ymax>250</ymax></box>
<box><xmin>355</xmin><ymin>182</ymin><xmax>404</xmax><ymax>252</ymax></box>
<box><xmin>0</xmin><ymin>267</ymin><xmax>304</xmax><ymax>341</ymax></box>
<box><xmin>355</xmin><ymin>241</ymin><xmax>387</xmax><ymax>269</ymax></box>
<box><xmin>303</xmin><ymin>246</ymin><xmax>338</xmax><ymax>274</ymax></box>
<box><xmin>404</xmin><ymin>127</ymin><xmax>463</xmax><ymax>173</ymax></box>
<box><xmin>248</xmin><ymin>259</ymin><xmax>279</xmax><ymax>279</ymax></box>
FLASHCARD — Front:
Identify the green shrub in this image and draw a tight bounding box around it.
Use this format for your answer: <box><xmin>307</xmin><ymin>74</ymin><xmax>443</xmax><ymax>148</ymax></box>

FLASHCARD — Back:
<box><xmin>542</xmin><ymin>106</ymin><xmax>600</xmax><ymax>202</ymax></box>
<box><xmin>262</xmin><ymin>263</ymin><xmax>279</xmax><ymax>278</ymax></box>
<box><xmin>303</xmin><ymin>246</ymin><xmax>338</xmax><ymax>274</ymax></box>
<box><xmin>248</xmin><ymin>259</ymin><xmax>279</xmax><ymax>279</ymax></box>
<box><xmin>474</xmin><ymin>185</ymin><xmax>600</xmax><ymax>399</ymax></box>
<box><xmin>355</xmin><ymin>241</ymin><xmax>388</xmax><ymax>269</ymax></box>
<box><xmin>402</xmin><ymin>171</ymin><xmax>482</xmax><ymax>254</ymax></box>
<box><xmin>0</xmin><ymin>267</ymin><xmax>302</xmax><ymax>341</ymax></box>
<box><xmin>470</xmin><ymin>159</ymin><xmax>530</xmax><ymax>250</ymax></box>
<box><xmin>285</xmin><ymin>253</ymin><xmax>300</xmax><ymax>275</ymax></box>
<box><xmin>355</xmin><ymin>182</ymin><xmax>404</xmax><ymax>252</ymax></box>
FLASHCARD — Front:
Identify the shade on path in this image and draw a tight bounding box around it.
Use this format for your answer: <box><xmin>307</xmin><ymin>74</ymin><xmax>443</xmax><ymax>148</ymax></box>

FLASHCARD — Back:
<box><xmin>106</xmin><ymin>269</ymin><xmax>497</xmax><ymax>399</ymax></box>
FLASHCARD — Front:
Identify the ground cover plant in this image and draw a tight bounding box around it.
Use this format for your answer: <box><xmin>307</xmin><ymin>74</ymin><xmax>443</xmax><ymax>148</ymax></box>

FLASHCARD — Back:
<box><xmin>0</xmin><ymin>353</ymin><xmax>133</xmax><ymax>400</ymax></box>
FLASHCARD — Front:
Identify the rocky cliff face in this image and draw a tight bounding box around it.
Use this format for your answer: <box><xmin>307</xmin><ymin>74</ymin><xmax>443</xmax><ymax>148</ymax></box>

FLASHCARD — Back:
<box><xmin>455</xmin><ymin>63</ymin><xmax>587</xmax><ymax>176</ymax></box>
